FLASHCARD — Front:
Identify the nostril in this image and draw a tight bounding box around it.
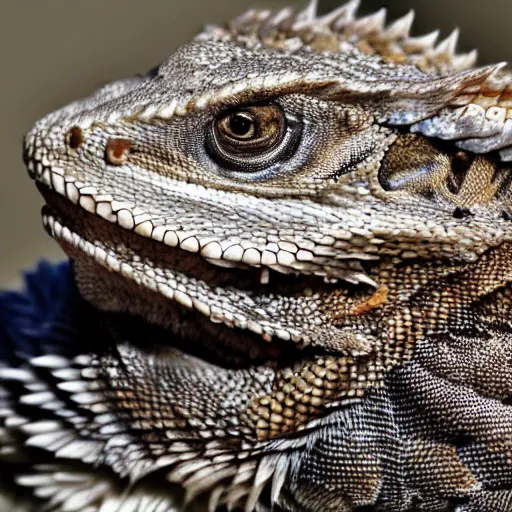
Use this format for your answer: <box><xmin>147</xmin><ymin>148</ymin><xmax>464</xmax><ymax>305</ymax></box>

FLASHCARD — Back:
<box><xmin>67</xmin><ymin>126</ymin><xmax>84</xmax><ymax>149</ymax></box>
<box><xmin>105</xmin><ymin>138</ymin><xmax>132</xmax><ymax>166</ymax></box>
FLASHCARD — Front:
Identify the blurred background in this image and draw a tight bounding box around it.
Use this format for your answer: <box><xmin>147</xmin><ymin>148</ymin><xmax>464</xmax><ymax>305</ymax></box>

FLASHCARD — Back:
<box><xmin>1</xmin><ymin>0</ymin><xmax>511</xmax><ymax>287</ymax></box>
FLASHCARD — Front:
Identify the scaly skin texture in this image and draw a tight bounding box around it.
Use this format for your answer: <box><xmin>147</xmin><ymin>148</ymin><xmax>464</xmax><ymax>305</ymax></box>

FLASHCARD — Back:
<box><xmin>2</xmin><ymin>1</ymin><xmax>512</xmax><ymax>510</ymax></box>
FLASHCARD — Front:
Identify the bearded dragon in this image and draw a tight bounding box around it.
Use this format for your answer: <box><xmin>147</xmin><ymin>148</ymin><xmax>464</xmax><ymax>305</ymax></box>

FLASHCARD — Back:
<box><xmin>2</xmin><ymin>0</ymin><xmax>512</xmax><ymax>510</ymax></box>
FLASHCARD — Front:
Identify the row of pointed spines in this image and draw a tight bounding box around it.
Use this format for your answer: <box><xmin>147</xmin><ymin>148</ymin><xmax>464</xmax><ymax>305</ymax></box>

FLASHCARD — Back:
<box><xmin>0</xmin><ymin>351</ymin><xmax>293</xmax><ymax>512</ymax></box>
<box><xmin>213</xmin><ymin>0</ymin><xmax>478</xmax><ymax>73</ymax></box>
<box><xmin>13</xmin><ymin>463</ymin><xmax>115</xmax><ymax>512</ymax></box>
<box><xmin>0</xmin><ymin>353</ymin><xmax>186</xmax><ymax>512</ymax></box>
<box><xmin>0</xmin><ymin>350</ymin><xmax>275</xmax><ymax>510</ymax></box>
<box><xmin>162</xmin><ymin>450</ymin><xmax>293</xmax><ymax>512</ymax></box>
<box><xmin>0</xmin><ymin>354</ymin><xmax>110</xmax><ymax>467</ymax></box>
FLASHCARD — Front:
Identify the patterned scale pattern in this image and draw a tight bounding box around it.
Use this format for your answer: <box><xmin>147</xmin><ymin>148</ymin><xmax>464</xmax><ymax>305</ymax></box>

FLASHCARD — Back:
<box><xmin>4</xmin><ymin>1</ymin><xmax>512</xmax><ymax>510</ymax></box>
<box><xmin>1</xmin><ymin>262</ymin><xmax>512</xmax><ymax>511</ymax></box>
<box><xmin>285</xmin><ymin>332</ymin><xmax>512</xmax><ymax>511</ymax></box>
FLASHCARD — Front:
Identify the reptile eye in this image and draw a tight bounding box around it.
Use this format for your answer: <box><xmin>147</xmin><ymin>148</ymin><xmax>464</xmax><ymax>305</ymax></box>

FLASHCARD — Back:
<box><xmin>216</xmin><ymin>107</ymin><xmax>282</xmax><ymax>150</ymax></box>
<box><xmin>207</xmin><ymin>104</ymin><xmax>301</xmax><ymax>173</ymax></box>
<box><xmin>220</xmin><ymin>112</ymin><xmax>257</xmax><ymax>140</ymax></box>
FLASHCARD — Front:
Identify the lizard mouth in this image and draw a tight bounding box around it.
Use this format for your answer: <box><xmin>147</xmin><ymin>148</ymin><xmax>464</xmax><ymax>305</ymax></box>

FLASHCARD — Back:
<box><xmin>38</xmin><ymin>184</ymin><xmax>372</xmax><ymax>362</ymax></box>
<box><xmin>37</xmin><ymin>186</ymin><xmax>385</xmax><ymax>447</ymax></box>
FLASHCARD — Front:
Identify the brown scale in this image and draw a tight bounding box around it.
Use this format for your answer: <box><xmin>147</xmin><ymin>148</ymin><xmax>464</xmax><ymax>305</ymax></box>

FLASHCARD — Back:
<box><xmin>249</xmin><ymin>355</ymin><xmax>384</xmax><ymax>440</ymax></box>
<box><xmin>379</xmin><ymin>134</ymin><xmax>504</xmax><ymax>207</ymax></box>
<box><xmin>479</xmin><ymin>285</ymin><xmax>512</xmax><ymax>326</ymax></box>
<box><xmin>248</xmin><ymin>265</ymin><xmax>442</xmax><ymax>440</ymax></box>
<box><xmin>404</xmin><ymin>439</ymin><xmax>480</xmax><ymax>495</ymax></box>
<box><xmin>249</xmin><ymin>239</ymin><xmax>512</xmax><ymax>441</ymax></box>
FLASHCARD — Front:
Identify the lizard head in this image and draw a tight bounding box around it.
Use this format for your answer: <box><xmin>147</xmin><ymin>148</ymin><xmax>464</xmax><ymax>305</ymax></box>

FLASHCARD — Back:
<box><xmin>23</xmin><ymin>2</ymin><xmax>512</xmax><ymax>354</ymax></box>
<box><xmin>17</xmin><ymin>2</ymin><xmax>512</xmax><ymax>509</ymax></box>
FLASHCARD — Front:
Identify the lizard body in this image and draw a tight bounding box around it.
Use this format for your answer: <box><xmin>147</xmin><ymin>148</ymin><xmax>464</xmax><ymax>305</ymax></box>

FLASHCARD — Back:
<box><xmin>2</xmin><ymin>1</ymin><xmax>512</xmax><ymax>510</ymax></box>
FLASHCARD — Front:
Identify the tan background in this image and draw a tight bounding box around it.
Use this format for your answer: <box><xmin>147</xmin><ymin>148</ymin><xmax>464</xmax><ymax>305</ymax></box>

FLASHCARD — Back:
<box><xmin>1</xmin><ymin>0</ymin><xmax>511</xmax><ymax>287</ymax></box>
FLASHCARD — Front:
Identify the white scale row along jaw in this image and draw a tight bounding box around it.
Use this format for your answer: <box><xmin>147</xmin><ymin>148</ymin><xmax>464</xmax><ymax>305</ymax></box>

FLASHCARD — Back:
<box><xmin>6</xmin><ymin>1</ymin><xmax>512</xmax><ymax>511</ymax></box>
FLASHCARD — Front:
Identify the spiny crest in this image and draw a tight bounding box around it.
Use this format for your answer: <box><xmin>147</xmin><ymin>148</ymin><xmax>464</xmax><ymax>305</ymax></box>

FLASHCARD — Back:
<box><xmin>200</xmin><ymin>0</ymin><xmax>478</xmax><ymax>74</ymax></box>
<box><xmin>195</xmin><ymin>1</ymin><xmax>512</xmax><ymax>161</ymax></box>
<box><xmin>165</xmin><ymin>442</ymin><xmax>297</xmax><ymax>512</ymax></box>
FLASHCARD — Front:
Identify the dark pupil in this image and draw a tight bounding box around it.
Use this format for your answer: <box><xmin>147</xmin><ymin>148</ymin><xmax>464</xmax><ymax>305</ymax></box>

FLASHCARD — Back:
<box><xmin>229</xmin><ymin>114</ymin><xmax>253</xmax><ymax>137</ymax></box>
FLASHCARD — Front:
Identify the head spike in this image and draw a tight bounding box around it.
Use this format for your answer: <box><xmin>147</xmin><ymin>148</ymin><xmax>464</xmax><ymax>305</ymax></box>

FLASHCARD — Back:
<box><xmin>485</xmin><ymin>61</ymin><xmax>508</xmax><ymax>85</ymax></box>
<box><xmin>374</xmin><ymin>63</ymin><xmax>503</xmax><ymax>125</ymax></box>
<box><xmin>229</xmin><ymin>8</ymin><xmax>272</xmax><ymax>33</ymax></box>
<box><xmin>348</xmin><ymin>8</ymin><xmax>387</xmax><ymax>37</ymax></box>
<box><xmin>403</xmin><ymin>30</ymin><xmax>440</xmax><ymax>53</ymax></box>
<box><xmin>332</xmin><ymin>0</ymin><xmax>361</xmax><ymax>31</ymax></box>
<box><xmin>452</xmin><ymin>49</ymin><xmax>478</xmax><ymax>71</ymax></box>
<box><xmin>297</xmin><ymin>0</ymin><xmax>318</xmax><ymax>23</ymax></box>
<box><xmin>318</xmin><ymin>1</ymin><xmax>358</xmax><ymax>27</ymax></box>
<box><xmin>379</xmin><ymin>10</ymin><xmax>415</xmax><ymax>41</ymax></box>
<box><xmin>260</xmin><ymin>6</ymin><xmax>297</xmax><ymax>35</ymax></box>
<box><xmin>205</xmin><ymin>3</ymin><xmax>481</xmax><ymax>76</ymax></box>
<box><xmin>266</xmin><ymin>7</ymin><xmax>295</xmax><ymax>29</ymax></box>
<box><xmin>256</xmin><ymin>10</ymin><xmax>272</xmax><ymax>25</ymax></box>
<box><xmin>230</xmin><ymin>9</ymin><xmax>257</xmax><ymax>30</ymax></box>
<box><xmin>432</xmin><ymin>28</ymin><xmax>460</xmax><ymax>60</ymax></box>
